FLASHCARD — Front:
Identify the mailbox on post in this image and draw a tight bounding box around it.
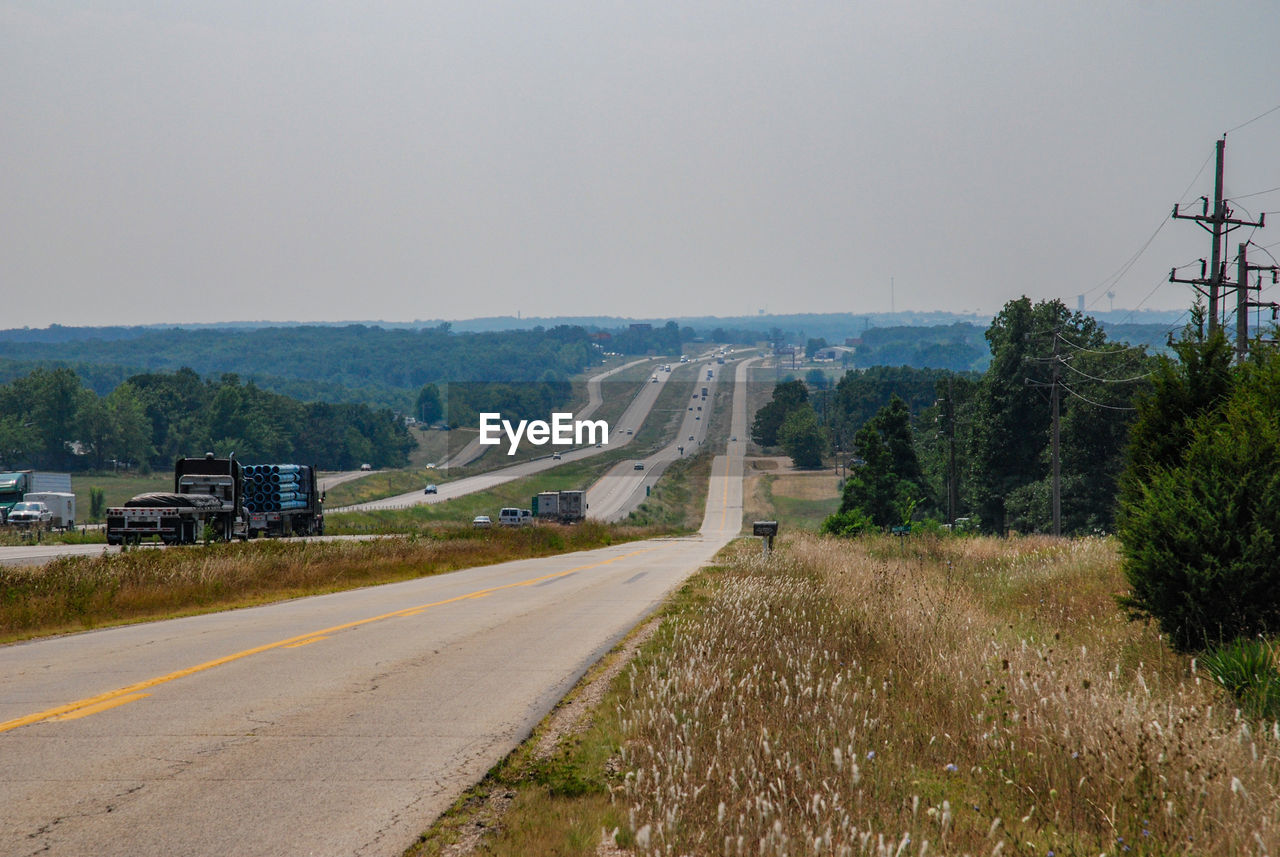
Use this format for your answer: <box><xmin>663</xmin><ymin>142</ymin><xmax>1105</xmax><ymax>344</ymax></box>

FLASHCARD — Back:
<box><xmin>753</xmin><ymin>520</ymin><xmax>779</xmax><ymax>554</ymax></box>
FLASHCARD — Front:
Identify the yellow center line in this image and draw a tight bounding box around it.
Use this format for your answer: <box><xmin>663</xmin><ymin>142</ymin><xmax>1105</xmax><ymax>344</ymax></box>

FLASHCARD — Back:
<box><xmin>0</xmin><ymin>545</ymin><xmax>662</xmax><ymax>734</ymax></box>
<box><xmin>50</xmin><ymin>693</ymin><xmax>150</xmax><ymax>721</ymax></box>
<box><xmin>284</xmin><ymin>636</ymin><xmax>329</xmax><ymax>649</ymax></box>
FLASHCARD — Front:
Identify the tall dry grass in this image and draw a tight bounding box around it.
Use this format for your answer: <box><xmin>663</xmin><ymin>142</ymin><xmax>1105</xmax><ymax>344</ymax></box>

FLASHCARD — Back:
<box><xmin>614</xmin><ymin>533</ymin><xmax>1280</xmax><ymax>856</ymax></box>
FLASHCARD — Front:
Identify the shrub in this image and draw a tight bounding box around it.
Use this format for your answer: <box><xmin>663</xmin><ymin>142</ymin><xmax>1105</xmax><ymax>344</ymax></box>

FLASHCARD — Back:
<box><xmin>1201</xmin><ymin>638</ymin><xmax>1280</xmax><ymax>720</ymax></box>
<box><xmin>820</xmin><ymin>507</ymin><xmax>873</xmax><ymax>537</ymax></box>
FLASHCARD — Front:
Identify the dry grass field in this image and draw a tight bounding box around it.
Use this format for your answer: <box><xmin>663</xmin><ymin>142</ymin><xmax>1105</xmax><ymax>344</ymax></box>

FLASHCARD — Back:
<box><xmin>418</xmin><ymin>532</ymin><xmax>1280</xmax><ymax>856</ymax></box>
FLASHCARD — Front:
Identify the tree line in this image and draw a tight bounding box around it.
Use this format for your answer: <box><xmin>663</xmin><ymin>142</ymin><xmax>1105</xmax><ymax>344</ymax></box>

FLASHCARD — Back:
<box><xmin>0</xmin><ymin>323</ymin><xmax>603</xmax><ymax>411</ymax></box>
<box><xmin>0</xmin><ymin>367</ymin><xmax>413</xmax><ymax>473</ymax></box>
<box><xmin>753</xmin><ymin>297</ymin><xmax>1156</xmax><ymax>536</ymax></box>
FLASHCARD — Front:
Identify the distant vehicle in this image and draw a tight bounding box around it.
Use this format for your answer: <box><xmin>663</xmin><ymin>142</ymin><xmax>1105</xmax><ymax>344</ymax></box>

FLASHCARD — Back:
<box><xmin>532</xmin><ymin>489</ymin><xmax>588</xmax><ymax>523</ymax></box>
<box><xmin>688</xmin><ymin>407</ymin><xmax>693</xmax><ymax>411</ymax></box>
<box><xmin>498</xmin><ymin>507</ymin><xmax>532</xmax><ymax>526</ymax></box>
<box><xmin>696</xmin><ymin>406</ymin><xmax>701</xmax><ymax>411</ymax></box>
<box><xmin>626</xmin><ymin>428</ymin><xmax>633</xmax><ymax>435</ymax></box>
<box><xmin>472</xmin><ymin>515</ymin><xmax>492</xmax><ymax>528</ymax></box>
<box><xmin>730</xmin><ymin>436</ymin><xmax>737</xmax><ymax>441</ymax></box>
<box><xmin>650</xmin><ymin>376</ymin><xmax>658</xmax><ymax>383</ymax></box>
<box><xmin>553</xmin><ymin>452</ymin><xmax>563</xmax><ymax>460</ymax></box>
<box><xmin>689</xmin><ymin>435</ymin><xmax>695</xmax><ymax>442</ymax></box>
<box><xmin>633</xmin><ymin>462</ymin><xmax>645</xmax><ymax>470</ymax></box>
<box><xmin>0</xmin><ymin>471</ymin><xmax>71</xmax><ymax>524</ymax></box>
<box><xmin>23</xmin><ymin>491</ymin><xmax>75</xmax><ymax>529</ymax></box>
<box><xmin>696</xmin><ymin>416</ymin><xmax>700</xmax><ymax>420</ymax></box>
<box><xmin>359</xmin><ymin>463</ymin><xmax>373</xmax><ymax>471</ymax></box>
<box><xmin>7</xmin><ymin>501</ymin><xmax>52</xmax><ymax>529</ymax></box>
<box><xmin>423</xmin><ymin>484</ymin><xmax>437</xmax><ymax>494</ymax></box>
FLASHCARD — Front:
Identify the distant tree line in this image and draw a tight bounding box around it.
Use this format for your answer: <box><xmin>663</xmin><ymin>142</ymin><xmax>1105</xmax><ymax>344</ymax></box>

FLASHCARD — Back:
<box><xmin>0</xmin><ymin>324</ymin><xmax>602</xmax><ymax>411</ymax></box>
<box><xmin>0</xmin><ymin>367</ymin><xmax>413</xmax><ymax>473</ymax></box>
<box><xmin>752</xmin><ymin>297</ymin><xmax>1160</xmax><ymax>536</ymax></box>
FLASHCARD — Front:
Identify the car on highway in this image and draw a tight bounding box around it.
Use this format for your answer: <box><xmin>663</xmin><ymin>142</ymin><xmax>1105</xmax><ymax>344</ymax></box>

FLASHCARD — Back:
<box><xmin>472</xmin><ymin>515</ymin><xmax>492</xmax><ymax>528</ymax></box>
<box><xmin>626</xmin><ymin>428</ymin><xmax>633</xmax><ymax>435</ymax></box>
<box><xmin>689</xmin><ymin>435</ymin><xmax>695</xmax><ymax>441</ymax></box>
<box><xmin>730</xmin><ymin>436</ymin><xmax>737</xmax><ymax>441</ymax></box>
<box><xmin>633</xmin><ymin>462</ymin><xmax>644</xmax><ymax>470</ymax></box>
<box><xmin>423</xmin><ymin>484</ymin><xmax>438</xmax><ymax>494</ymax></box>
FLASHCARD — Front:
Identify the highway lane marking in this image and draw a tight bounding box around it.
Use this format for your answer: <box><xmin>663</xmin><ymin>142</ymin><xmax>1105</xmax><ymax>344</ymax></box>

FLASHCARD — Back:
<box><xmin>284</xmin><ymin>636</ymin><xmax>329</xmax><ymax>648</ymax></box>
<box><xmin>0</xmin><ymin>545</ymin><xmax>663</xmax><ymax>734</ymax></box>
<box><xmin>49</xmin><ymin>693</ymin><xmax>150</xmax><ymax>721</ymax></box>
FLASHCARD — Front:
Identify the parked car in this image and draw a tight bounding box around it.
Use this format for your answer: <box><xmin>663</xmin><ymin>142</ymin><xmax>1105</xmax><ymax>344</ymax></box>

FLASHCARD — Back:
<box><xmin>423</xmin><ymin>484</ymin><xmax>438</xmax><ymax>494</ymax></box>
<box><xmin>472</xmin><ymin>515</ymin><xmax>492</xmax><ymax>528</ymax></box>
<box><xmin>7</xmin><ymin>501</ymin><xmax>52</xmax><ymax>529</ymax></box>
<box><xmin>633</xmin><ymin>462</ymin><xmax>645</xmax><ymax>470</ymax></box>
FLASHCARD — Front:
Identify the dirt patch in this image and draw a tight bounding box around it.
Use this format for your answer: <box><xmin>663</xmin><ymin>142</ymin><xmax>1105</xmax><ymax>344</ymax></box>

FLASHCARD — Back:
<box><xmin>770</xmin><ymin>472</ymin><xmax>840</xmax><ymax>502</ymax></box>
<box><xmin>749</xmin><ymin>458</ymin><xmax>780</xmax><ymax>470</ymax></box>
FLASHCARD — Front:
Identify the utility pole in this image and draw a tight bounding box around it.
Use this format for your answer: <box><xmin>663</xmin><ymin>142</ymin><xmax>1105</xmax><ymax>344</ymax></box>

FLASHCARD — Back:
<box><xmin>1236</xmin><ymin>241</ymin><xmax>1280</xmax><ymax>362</ymax></box>
<box><xmin>1172</xmin><ymin>137</ymin><xmax>1265</xmax><ymax>334</ymax></box>
<box><xmin>1050</xmin><ymin>334</ymin><xmax>1061</xmax><ymax>537</ymax></box>
<box><xmin>1026</xmin><ymin>331</ymin><xmax>1062</xmax><ymax>536</ymax></box>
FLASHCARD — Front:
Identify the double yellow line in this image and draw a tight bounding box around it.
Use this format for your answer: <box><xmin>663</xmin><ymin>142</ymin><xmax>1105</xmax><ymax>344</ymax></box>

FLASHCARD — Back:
<box><xmin>1</xmin><ymin>545</ymin><xmax>659</xmax><ymax>734</ymax></box>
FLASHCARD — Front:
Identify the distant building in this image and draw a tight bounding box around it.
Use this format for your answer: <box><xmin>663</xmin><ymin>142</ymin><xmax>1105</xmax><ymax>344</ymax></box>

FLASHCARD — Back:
<box><xmin>815</xmin><ymin>346</ymin><xmax>856</xmax><ymax>363</ymax></box>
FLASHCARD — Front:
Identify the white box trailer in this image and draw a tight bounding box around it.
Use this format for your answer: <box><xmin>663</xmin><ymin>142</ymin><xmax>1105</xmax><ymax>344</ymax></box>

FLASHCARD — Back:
<box><xmin>24</xmin><ymin>492</ymin><xmax>76</xmax><ymax>529</ymax></box>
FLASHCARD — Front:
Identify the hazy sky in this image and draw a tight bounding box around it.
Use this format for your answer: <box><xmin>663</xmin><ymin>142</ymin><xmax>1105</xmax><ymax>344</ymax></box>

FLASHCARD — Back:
<box><xmin>3</xmin><ymin>1</ymin><xmax>1279</xmax><ymax>328</ymax></box>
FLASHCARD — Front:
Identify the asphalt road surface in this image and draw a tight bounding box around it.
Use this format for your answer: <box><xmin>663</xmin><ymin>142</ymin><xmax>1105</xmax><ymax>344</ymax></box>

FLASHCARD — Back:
<box><xmin>0</xmin><ymin>406</ymin><xmax>749</xmax><ymax>857</ymax></box>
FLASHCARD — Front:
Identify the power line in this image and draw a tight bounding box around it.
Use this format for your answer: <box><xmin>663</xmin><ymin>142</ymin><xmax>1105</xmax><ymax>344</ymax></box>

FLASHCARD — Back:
<box><xmin>1225</xmin><ymin>103</ymin><xmax>1280</xmax><ymax>135</ymax></box>
<box><xmin>1079</xmin><ymin>149</ymin><xmax>1217</xmax><ymax>309</ymax></box>
<box><xmin>1230</xmin><ymin>184</ymin><xmax>1280</xmax><ymax>202</ymax></box>
<box><xmin>1056</xmin><ymin>357</ymin><xmax>1153</xmax><ymax>384</ymax></box>
<box><xmin>1058</xmin><ymin>382</ymin><xmax>1138</xmax><ymax>411</ymax></box>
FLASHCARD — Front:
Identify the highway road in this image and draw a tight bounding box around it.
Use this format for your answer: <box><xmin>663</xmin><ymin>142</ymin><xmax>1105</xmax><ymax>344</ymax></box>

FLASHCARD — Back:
<box><xmin>0</xmin><ymin>359</ymin><xmax>752</xmax><ymax>857</ymax></box>
<box><xmin>433</xmin><ymin>357</ymin><xmax>651</xmax><ymax>469</ymax></box>
<box><xmin>588</xmin><ymin>356</ymin><xmax>757</xmax><ymax>521</ymax></box>
<box><xmin>338</xmin><ymin>355</ymin><xmax>716</xmax><ymax>513</ymax></box>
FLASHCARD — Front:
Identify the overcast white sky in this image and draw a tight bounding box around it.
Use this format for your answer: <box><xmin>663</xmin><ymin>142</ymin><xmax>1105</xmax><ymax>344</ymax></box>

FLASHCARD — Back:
<box><xmin>3</xmin><ymin>1</ymin><xmax>1278</xmax><ymax>328</ymax></box>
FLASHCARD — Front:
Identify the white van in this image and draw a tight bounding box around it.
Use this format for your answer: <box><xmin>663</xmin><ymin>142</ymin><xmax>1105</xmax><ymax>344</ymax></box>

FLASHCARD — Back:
<box><xmin>498</xmin><ymin>507</ymin><xmax>532</xmax><ymax>526</ymax></box>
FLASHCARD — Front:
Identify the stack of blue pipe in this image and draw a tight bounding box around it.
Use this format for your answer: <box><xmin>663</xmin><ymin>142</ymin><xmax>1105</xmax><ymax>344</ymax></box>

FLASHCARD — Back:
<box><xmin>242</xmin><ymin>464</ymin><xmax>312</xmax><ymax>513</ymax></box>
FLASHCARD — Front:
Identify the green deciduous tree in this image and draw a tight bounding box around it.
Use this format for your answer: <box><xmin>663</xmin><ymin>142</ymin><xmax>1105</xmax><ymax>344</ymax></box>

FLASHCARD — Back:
<box><xmin>778</xmin><ymin>404</ymin><xmax>825</xmax><ymax>468</ymax></box>
<box><xmin>751</xmin><ymin>380</ymin><xmax>808</xmax><ymax>447</ymax></box>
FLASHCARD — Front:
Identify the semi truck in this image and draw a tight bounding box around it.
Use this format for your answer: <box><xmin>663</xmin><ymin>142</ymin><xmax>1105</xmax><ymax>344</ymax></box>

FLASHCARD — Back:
<box><xmin>532</xmin><ymin>489</ymin><xmax>588</xmax><ymax>523</ymax></box>
<box><xmin>0</xmin><ymin>471</ymin><xmax>72</xmax><ymax>524</ymax></box>
<box><xmin>106</xmin><ymin>455</ymin><xmax>323</xmax><ymax>545</ymax></box>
